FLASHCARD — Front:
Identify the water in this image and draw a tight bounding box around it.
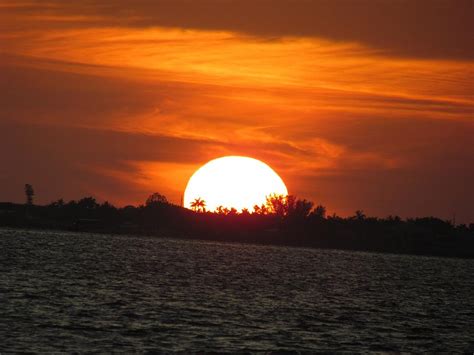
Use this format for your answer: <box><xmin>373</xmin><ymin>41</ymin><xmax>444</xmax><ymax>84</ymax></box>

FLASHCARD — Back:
<box><xmin>1</xmin><ymin>228</ymin><xmax>474</xmax><ymax>352</ymax></box>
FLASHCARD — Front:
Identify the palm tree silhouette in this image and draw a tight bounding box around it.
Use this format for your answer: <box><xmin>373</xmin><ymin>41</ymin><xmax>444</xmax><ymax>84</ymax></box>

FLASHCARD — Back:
<box><xmin>190</xmin><ymin>198</ymin><xmax>206</xmax><ymax>213</ymax></box>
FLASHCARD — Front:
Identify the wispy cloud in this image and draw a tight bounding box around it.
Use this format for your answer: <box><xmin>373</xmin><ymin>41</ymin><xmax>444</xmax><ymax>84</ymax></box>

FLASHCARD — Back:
<box><xmin>0</xmin><ymin>0</ymin><xmax>473</xmax><ymax>222</ymax></box>
<box><xmin>2</xmin><ymin>0</ymin><xmax>472</xmax><ymax>59</ymax></box>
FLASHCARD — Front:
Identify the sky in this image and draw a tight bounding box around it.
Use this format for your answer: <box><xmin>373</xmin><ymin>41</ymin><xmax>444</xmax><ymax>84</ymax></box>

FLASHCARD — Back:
<box><xmin>1</xmin><ymin>0</ymin><xmax>473</xmax><ymax>222</ymax></box>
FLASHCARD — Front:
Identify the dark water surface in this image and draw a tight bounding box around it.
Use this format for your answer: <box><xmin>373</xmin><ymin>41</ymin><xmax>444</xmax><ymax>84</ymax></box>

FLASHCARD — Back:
<box><xmin>1</xmin><ymin>228</ymin><xmax>474</xmax><ymax>352</ymax></box>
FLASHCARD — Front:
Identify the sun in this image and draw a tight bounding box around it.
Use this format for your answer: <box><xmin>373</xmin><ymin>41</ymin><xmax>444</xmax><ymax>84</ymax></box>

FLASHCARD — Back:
<box><xmin>184</xmin><ymin>156</ymin><xmax>288</xmax><ymax>212</ymax></box>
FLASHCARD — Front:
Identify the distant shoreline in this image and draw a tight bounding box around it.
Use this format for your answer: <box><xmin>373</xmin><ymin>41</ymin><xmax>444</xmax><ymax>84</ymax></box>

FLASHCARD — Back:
<box><xmin>1</xmin><ymin>199</ymin><xmax>473</xmax><ymax>260</ymax></box>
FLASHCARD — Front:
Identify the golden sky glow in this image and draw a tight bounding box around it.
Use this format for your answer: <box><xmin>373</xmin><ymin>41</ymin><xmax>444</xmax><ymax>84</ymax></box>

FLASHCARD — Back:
<box><xmin>0</xmin><ymin>0</ymin><xmax>473</xmax><ymax>222</ymax></box>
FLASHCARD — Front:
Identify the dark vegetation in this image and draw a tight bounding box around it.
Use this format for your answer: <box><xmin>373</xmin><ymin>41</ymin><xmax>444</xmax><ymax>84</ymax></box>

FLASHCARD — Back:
<box><xmin>1</xmin><ymin>188</ymin><xmax>473</xmax><ymax>259</ymax></box>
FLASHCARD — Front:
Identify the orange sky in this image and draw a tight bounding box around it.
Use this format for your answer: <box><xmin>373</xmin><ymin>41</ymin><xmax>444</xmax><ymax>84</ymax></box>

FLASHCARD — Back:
<box><xmin>1</xmin><ymin>0</ymin><xmax>473</xmax><ymax>222</ymax></box>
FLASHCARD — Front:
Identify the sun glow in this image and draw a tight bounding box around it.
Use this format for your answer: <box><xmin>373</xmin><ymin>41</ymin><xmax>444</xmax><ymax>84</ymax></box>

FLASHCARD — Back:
<box><xmin>184</xmin><ymin>156</ymin><xmax>288</xmax><ymax>212</ymax></box>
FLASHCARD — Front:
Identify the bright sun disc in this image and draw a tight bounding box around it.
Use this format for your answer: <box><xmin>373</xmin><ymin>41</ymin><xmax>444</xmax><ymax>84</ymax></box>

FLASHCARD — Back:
<box><xmin>184</xmin><ymin>156</ymin><xmax>288</xmax><ymax>212</ymax></box>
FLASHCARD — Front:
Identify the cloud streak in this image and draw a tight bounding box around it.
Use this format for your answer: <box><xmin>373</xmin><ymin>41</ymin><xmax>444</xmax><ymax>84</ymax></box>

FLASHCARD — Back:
<box><xmin>0</xmin><ymin>0</ymin><xmax>473</xmax><ymax>222</ymax></box>
<box><xmin>3</xmin><ymin>0</ymin><xmax>472</xmax><ymax>59</ymax></box>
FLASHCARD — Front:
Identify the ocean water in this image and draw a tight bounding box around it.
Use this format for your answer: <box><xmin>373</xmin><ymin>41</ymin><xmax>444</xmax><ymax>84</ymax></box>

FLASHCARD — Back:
<box><xmin>1</xmin><ymin>228</ymin><xmax>474</xmax><ymax>352</ymax></box>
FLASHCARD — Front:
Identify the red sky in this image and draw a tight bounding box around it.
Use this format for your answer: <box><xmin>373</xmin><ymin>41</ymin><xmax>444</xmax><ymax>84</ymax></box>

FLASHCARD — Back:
<box><xmin>1</xmin><ymin>0</ymin><xmax>473</xmax><ymax>222</ymax></box>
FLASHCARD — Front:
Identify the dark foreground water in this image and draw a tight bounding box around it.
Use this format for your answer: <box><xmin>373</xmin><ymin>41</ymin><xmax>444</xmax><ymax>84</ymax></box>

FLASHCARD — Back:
<box><xmin>1</xmin><ymin>229</ymin><xmax>474</xmax><ymax>352</ymax></box>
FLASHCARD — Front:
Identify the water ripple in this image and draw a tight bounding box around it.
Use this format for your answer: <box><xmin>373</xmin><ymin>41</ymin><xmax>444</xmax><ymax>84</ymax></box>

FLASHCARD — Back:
<box><xmin>1</xmin><ymin>228</ymin><xmax>474</xmax><ymax>352</ymax></box>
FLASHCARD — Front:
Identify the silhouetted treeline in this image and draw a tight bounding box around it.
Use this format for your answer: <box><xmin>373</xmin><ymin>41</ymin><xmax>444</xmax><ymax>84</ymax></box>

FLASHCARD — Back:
<box><xmin>1</xmin><ymin>193</ymin><xmax>473</xmax><ymax>259</ymax></box>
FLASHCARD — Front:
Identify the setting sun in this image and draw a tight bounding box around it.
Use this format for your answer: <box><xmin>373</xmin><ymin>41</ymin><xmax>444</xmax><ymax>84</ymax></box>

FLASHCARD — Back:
<box><xmin>184</xmin><ymin>156</ymin><xmax>288</xmax><ymax>212</ymax></box>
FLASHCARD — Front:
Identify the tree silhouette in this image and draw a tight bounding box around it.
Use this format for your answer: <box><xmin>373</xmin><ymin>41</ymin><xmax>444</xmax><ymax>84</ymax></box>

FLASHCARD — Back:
<box><xmin>48</xmin><ymin>199</ymin><xmax>64</xmax><ymax>208</ymax></box>
<box><xmin>253</xmin><ymin>204</ymin><xmax>268</xmax><ymax>215</ymax></box>
<box><xmin>216</xmin><ymin>205</ymin><xmax>230</xmax><ymax>215</ymax></box>
<box><xmin>146</xmin><ymin>192</ymin><xmax>168</xmax><ymax>207</ymax></box>
<box><xmin>265</xmin><ymin>194</ymin><xmax>313</xmax><ymax>218</ymax></box>
<box><xmin>190</xmin><ymin>198</ymin><xmax>206</xmax><ymax>213</ymax></box>
<box><xmin>228</xmin><ymin>207</ymin><xmax>238</xmax><ymax>216</ymax></box>
<box><xmin>264</xmin><ymin>194</ymin><xmax>314</xmax><ymax>221</ymax></box>
<box><xmin>294</xmin><ymin>198</ymin><xmax>314</xmax><ymax>219</ymax></box>
<box><xmin>265</xmin><ymin>194</ymin><xmax>288</xmax><ymax>217</ymax></box>
<box><xmin>354</xmin><ymin>210</ymin><xmax>366</xmax><ymax>221</ymax></box>
<box><xmin>77</xmin><ymin>197</ymin><xmax>99</xmax><ymax>209</ymax></box>
<box><xmin>313</xmin><ymin>204</ymin><xmax>327</xmax><ymax>219</ymax></box>
<box><xmin>1</xmin><ymin>190</ymin><xmax>473</xmax><ymax>259</ymax></box>
<box><xmin>24</xmin><ymin>184</ymin><xmax>34</xmax><ymax>205</ymax></box>
<box><xmin>241</xmin><ymin>208</ymin><xmax>250</xmax><ymax>216</ymax></box>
